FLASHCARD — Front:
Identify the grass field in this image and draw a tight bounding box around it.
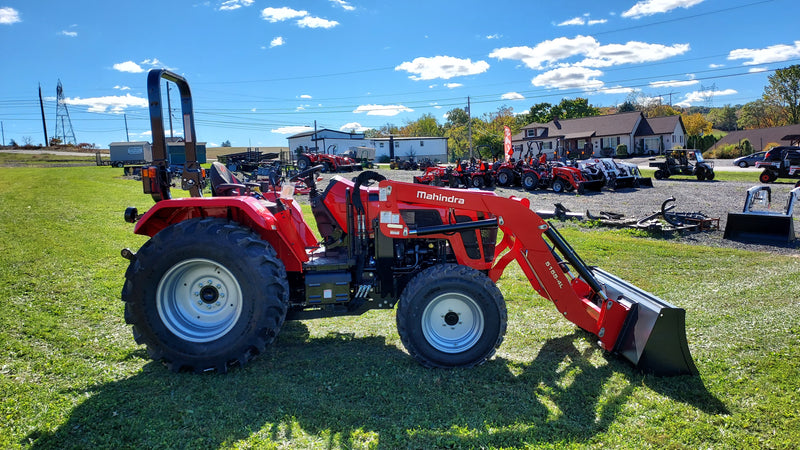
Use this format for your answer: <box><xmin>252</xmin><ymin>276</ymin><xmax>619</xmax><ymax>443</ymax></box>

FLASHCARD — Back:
<box><xmin>1</xmin><ymin>162</ymin><xmax>799</xmax><ymax>449</ymax></box>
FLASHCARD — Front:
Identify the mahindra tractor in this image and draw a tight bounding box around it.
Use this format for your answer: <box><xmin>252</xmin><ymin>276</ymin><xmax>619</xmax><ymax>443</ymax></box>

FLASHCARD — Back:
<box><xmin>120</xmin><ymin>70</ymin><xmax>697</xmax><ymax>376</ymax></box>
<box><xmin>296</xmin><ymin>147</ymin><xmax>361</xmax><ymax>173</ymax></box>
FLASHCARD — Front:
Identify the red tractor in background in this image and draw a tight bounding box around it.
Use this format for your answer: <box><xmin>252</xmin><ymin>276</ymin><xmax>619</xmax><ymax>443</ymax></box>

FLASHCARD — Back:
<box><xmin>121</xmin><ymin>70</ymin><xmax>698</xmax><ymax>376</ymax></box>
<box><xmin>296</xmin><ymin>147</ymin><xmax>361</xmax><ymax>173</ymax></box>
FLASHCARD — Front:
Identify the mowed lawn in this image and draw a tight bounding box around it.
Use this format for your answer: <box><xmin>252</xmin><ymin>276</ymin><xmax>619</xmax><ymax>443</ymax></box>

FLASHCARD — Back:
<box><xmin>0</xmin><ymin>161</ymin><xmax>798</xmax><ymax>449</ymax></box>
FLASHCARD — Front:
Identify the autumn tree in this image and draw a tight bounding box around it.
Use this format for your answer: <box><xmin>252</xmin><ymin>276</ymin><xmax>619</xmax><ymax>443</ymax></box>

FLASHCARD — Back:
<box><xmin>682</xmin><ymin>113</ymin><xmax>712</xmax><ymax>136</ymax></box>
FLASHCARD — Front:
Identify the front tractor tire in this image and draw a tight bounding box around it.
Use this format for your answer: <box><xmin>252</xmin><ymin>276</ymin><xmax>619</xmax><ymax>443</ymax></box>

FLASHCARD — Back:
<box><xmin>396</xmin><ymin>264</ymin><xmax>507</xmax><ymax>368</ymax></box>
<box><xmin>122</xmin><ymin>218</ymin><xmax>289</xmax><ymax>373</ymax></box>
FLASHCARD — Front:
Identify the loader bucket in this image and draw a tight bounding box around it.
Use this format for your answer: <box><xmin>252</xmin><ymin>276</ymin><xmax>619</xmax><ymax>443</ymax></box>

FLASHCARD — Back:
<box><xmin>723</xmin><ymin>212</ymin><xmax>795</xmax><ymax>244</ymax></box>
<box><xmin>592</xmin><ymin>268</ymin><xmax>698</xmax><ymax>376</ymax></box>
<box><xmin>581</xmin><ymin>180</ymin><xmax>605</xmax><ymax>192</ymax></box>
<box><xmin>637</xmin><ymin>177</ymin><xmax>654</xmax><ymax>187</ymax></box>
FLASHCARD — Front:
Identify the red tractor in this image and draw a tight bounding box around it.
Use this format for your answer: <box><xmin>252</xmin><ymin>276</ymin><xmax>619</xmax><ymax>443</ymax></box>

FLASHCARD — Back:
<box><xmin>296</xmin><ymin>148</ymin><xmax>361</xmax><ymax>173</ymax></box>
<box><xmin>121</xmin><ymin>70</ymin><xmax>697</xmax><ymax>376</ymax></box>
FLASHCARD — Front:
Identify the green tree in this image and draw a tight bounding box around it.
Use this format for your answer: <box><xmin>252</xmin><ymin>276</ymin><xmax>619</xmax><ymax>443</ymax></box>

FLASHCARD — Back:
<box><xmin>618</xmin><ymin>100</ymin><xmax>638</xmax><ymax>112</ymax></box>
<box><xmin>707</xmin><ymin>105</ymin><xmax>738</xmax><ymax>131</ymax></box>
<box><xmin>646</xmin><ymin>104</ymin><xmax>680</xmax><ymax>118</ymax></box>
<box><xmin>221</xmin><ymin>140</ymin><xmax>232</xmax><ymax>147</ymax></box>
<box><xmin>401</xmin><ymin>113</ymin><xmax>443</xmax><ymax>137</ymax></box>
<box><xmin>517</xmin><ymin>102</ymin><xmax>555</xmax><ymax>126</ymax></box>
<box><xmin>764</xmin><ymin>64</ymin><xmax>800</xmax><ymax>125</ymax></box>
<box><xmin>556</xmin><ymin>97</ymin><xmax>599</xmax><ymax>119</ymax></box>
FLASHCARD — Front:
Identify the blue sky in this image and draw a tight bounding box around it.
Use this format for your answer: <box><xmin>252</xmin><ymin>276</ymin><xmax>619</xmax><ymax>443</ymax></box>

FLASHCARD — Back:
<box><xmin>1</xmin><ymin>0</ymin><xmax>799</xmax><ymax>148</ymax></box>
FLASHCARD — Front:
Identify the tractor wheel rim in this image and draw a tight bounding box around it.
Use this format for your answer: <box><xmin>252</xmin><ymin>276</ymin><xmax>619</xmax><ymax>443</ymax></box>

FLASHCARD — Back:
<box><xmin>421</xmin><ymin>292</ymin><xmax>484</xmax><ymax>354</ymax></box>
<box><xmin>157</xmin><ymin>258</ymin><xmax>243</xmax><ymax>343</ymax></box>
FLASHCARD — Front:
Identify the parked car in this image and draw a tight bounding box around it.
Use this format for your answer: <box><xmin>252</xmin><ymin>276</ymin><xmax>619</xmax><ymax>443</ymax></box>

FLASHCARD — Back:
<box><xmin>733</xmin><ymin>151</ymin><xmax>766</xmax><ymax>168</ymax></box>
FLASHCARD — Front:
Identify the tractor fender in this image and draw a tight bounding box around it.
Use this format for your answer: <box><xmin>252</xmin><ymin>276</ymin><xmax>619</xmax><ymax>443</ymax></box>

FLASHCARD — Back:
<box><xmin>133</xmin><ymin>196</ymin><xmax>312</xmax><ymax>271</ymax></box>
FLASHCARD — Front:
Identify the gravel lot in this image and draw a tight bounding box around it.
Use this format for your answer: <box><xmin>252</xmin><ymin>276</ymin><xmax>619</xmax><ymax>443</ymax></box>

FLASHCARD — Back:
<box><xmin>313</xmin><ymin>166</ymin><xmax>800</xmax><ymax>256</ymax></box>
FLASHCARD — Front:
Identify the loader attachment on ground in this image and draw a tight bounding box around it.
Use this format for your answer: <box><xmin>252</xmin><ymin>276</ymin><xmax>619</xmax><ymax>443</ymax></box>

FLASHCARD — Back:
<box><xmin>723</xmin><ymin>186</ymin><xmax>799</xmax><ymax>244</ymax></box>
<box><xmin>591</xmin><ymin>268</ymin><xmax>697</xmax><ymax>375</ymax></box>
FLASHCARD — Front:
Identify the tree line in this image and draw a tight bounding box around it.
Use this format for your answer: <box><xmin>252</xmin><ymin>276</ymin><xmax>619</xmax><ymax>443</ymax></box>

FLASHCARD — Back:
<box><xmin>361</xmin><ymin>64</ymin><xmax>800</xmax><ymax>161</ymax></box>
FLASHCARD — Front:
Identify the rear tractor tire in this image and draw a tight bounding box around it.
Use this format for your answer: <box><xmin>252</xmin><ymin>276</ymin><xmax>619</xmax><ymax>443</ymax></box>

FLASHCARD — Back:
<box><xmin>122</xmin><ymin>218</ymin><xmax>289</xmax><ymax>373</ymax></box>
<box><xmin>396</xmin><ymin>264</ymin><xmax>507</xmax><ymax>368</ymax></box>
<box><xmin>759</xmin><ymin>170</ymin><xmax>776</xmax><ymax>183</ymax></box>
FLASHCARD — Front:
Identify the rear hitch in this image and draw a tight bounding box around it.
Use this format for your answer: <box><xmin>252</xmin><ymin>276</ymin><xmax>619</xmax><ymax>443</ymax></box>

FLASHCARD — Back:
<box><xmin>120</xmin><ymin>248</ymin><xmax>137</xmax><ymax>261</ymax></box>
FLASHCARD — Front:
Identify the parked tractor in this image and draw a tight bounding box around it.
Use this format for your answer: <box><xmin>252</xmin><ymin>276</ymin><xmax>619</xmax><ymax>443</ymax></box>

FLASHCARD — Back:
<box><xmin>649</xmin><ymin>149</ymin><xmax>715</xmax><ymax>181</ymax></box>
<box><xmin>120</xmin><ymin>70</ymin><xmax>698</xmax><ymax>376</ymax></box>
<box><xmin>296</xmin><ymin>148</ymin><xmax>361</xmax><ymax>173</ymax></box>
<box><xmin>755</xmin><ymin>146</ymin><xmax>800</xmax><ymax>183</ymax></box>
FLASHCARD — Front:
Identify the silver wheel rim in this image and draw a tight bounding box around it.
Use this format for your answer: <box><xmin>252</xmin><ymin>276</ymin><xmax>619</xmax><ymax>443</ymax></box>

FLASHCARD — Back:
<box><xmin>421</xmin><ymin>292</ymin><xmax>484</xmax><ymax>354</ymax></box>
<box><xmin>157</xmin><ymin>258</ymin><xmax>243</xmax><ymax>343</ymax></box>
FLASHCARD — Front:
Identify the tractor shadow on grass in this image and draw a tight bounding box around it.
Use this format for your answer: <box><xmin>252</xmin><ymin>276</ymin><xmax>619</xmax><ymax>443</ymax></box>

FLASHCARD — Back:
<box><xmin>27</xmin><ymin>324</ymin><xmax>725</xmax><ymax>449</ymax></box>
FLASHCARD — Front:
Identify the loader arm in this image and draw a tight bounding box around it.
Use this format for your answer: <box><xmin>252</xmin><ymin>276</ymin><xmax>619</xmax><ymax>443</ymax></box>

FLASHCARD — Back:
<box><xmin>377</xmin><ymin>180</ymin><xmax>698</xmax><ymax>376</ymax></box>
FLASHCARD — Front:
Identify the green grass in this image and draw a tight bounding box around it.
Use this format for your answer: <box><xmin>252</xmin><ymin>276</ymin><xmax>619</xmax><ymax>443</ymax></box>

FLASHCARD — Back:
<box><xmin>1</xmin><ymin>162</ymin><xmax>798</xmax><ymax>449</ymax></box>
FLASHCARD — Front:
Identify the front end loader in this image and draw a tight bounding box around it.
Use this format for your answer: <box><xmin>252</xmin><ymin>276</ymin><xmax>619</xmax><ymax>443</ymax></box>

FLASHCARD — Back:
<box><xmin>121</xmin><ymin>70</ymin><xmax>698</xmax><ymax>376</ymax></box>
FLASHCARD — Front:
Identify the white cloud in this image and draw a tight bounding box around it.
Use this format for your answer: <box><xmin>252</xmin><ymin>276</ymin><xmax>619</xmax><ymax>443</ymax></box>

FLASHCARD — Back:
<box><xmin>112</xmin><ymin>58</ymin><xmax>165</xmax><ymax>73</ymax></box>
<box><xmin>674</xmin><ymin>88</ymin><xmax>738</xmax><ymax>108</ymax></box>
<box><xmin>649</xmin><ymin>79</ymin><xmax>699</xmax><ymax>88</ymax></box>
<box><xmin>113</xmin><ymin>85</ymin><xmax>131</xmax><ymax>91</ymax></box>
<box><xmin>728</xmin><ymin>40</ymin><xmax>800</xmax><ymax>65</ymax></box>
<box><xmin>598</xmin><ymin>86</ymin><xmax>636</xmax><ymax>94</ymax></box>
<box><xmin>749</xmin><ymin>67</ymin><xmax>768</xmax><ymax>73</ymax></box>
<box><xmin>297</xmin><ymin>16</ymin><xmax>339</xmax><ymax>29</ymax></box>
<box><xmin>444</xmin><ymin>83</ymin><xmax>463</xmax><ymax>89</ymax></box>
<box><xmin>64</xmin><ymin>93</ymin><xmax>148</xmax><ymax>114</ymax></box>
<box><xmin>501</xmin><ymin>92</ymin><xmax>525</xmax><ymax>100</ymax></box>
<box><xmin>486</xmin><ymin>34</ymin><xmax>502</xmax><ymax>40</ymax></box>
<box><xmin>490</xmin><ymin>36</ymin><xmax>688</xmax><ymax>72</ymax></box>
<box><xmin>330</xmin><ymin>0</ymin><xmax>355</xmax><ymax>11</ymax></box>
<box><xmin>272</xmin><ymin>126</ymin><xmax>313</xmax><ymax>135</ymax></box>
<box><xmin>299</xmin><ymin>94</ymin><xmax>312</xmax><ymax>99</ymax></box>
<box><xmin>575</xmin><ymin>41</ymin><xmax>690</xmax><ymax>68</ymax></box>
<box><xmin>395</xmin><ymin>56</ymin><xmax>490</xmax><ymax>81</ymax></box>
<box><xmin>587</xmin><ymin>19</ymin><xmax>607</xmax><ymax>25</ymax></box>
<box><xmin>113</xmin><ymin>61</ymin><xmax>144</xmax><ymax>73</ymax></box>
<box><xmin>219</xmin><ymin>0</ymin><xmax>253</xmax><ymax>11</ymax></box>
<box><xmin>531</xmin><ymin>66</ymin><xmax>605</xmax><ymax>90</ymax></box>
<box><xmin>261</xmin><ymin>7</ymin><xmax>307</xmax><ymax>22</ymax></box>
<box><xmin>0</xmin><ymin>7</ymin><xmax>20</xmax><ymax>24</ymax></box>
<box><xmin>490</xmin><ymin>36</ymin><xmax>599</xmax><ymax>70</ymax></box>
<box><xmin>339</xmin><ymin>122</ymin><xmax>370</xmax><ymax>132</ymax></box>
<box><xmin>709</xmin><ymin>63</ymin><xmax>724</xmax><ymax>68</ymax></box>
<box><xmin>60</xmin><ymin>30</ymin><xmax>78</xmax><ymax>37</ymax></box>
<box><xmin>622</xmin><ymin>0</ymin><xmax>705</xmax><ymax>19</ymax></box>
<box><xmin>270</xmin><ymin>36</ymin><xmax>284</xmax><ymax>48</ymax></box>
<box><xmin>557</xmin><ymin>17</ymin><xmax>585</xmax><ymax>26</ymax></box>
<box><xmin>353</xmin><ymin>104</ymin><xmax>414</xmax><ymax>116</ymax></box>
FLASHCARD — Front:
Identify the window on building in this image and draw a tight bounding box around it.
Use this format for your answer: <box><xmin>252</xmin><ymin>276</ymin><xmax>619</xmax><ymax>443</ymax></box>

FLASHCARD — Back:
<box><xmin>526</xmin><ymin>129</ymin><xmax>536</xmax><ymax>138</ymax></box>
<box><xmin>420</xmin><ymin>141</ymin><xmax>424</xmax><ymax>147</ymax></box>
<box><xmin>379</xmin><ymin>142</ymin><xmax>384</xmax><ymax>148</ymax></box>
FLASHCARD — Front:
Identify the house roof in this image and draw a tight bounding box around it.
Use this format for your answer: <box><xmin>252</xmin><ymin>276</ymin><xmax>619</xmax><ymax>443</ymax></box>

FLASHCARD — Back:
<box><xmin>287</xmin><ymin>128</ymin><xmax>365</xmax><ymax>140</ymax></box>
<box><xmin>713</xmin><ymin>124</ymin><xmax>800</xmax><ymax>151</ymax></box>
<box><xmin>514</xmin><ymin>111</ymin><xmax>648</xmax><ymax>141</ymax></box>
<box><xmin>636</xmin><ymin>115</ymin><xmax>684</xmax><ymax>136</ymax></box>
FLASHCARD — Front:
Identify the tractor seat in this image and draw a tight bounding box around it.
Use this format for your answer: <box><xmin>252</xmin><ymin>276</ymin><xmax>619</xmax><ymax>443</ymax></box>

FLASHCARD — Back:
<box><xmin>209</xmin><ymin>162</ymin><xmax>248</xmax><ymax>196</ymax></box>
<box><xmin>208</xmin><ymin>162</ymin><xmax>279</xmax><ymax>211</ymax></box>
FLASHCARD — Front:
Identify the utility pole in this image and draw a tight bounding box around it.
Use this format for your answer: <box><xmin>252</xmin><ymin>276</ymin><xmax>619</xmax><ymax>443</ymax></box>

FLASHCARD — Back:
<box><xmin>1</xmin><ymin>121</ymin><xmax>5</xmax><ymax>146</ymax></box>
<box><xmin>124</xmin><ymin>114</ymin><xmax>130</xmax><ymax>142</ymax></box>
<box><xmin>467</xmin><ymin>96</ymin><xmax>473</xmax><ymax>159</ymax></box>
<box><xmin>38</xmin><ymin>84</ymin><xmax>48</xmax><ymax>146</ymax></box>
